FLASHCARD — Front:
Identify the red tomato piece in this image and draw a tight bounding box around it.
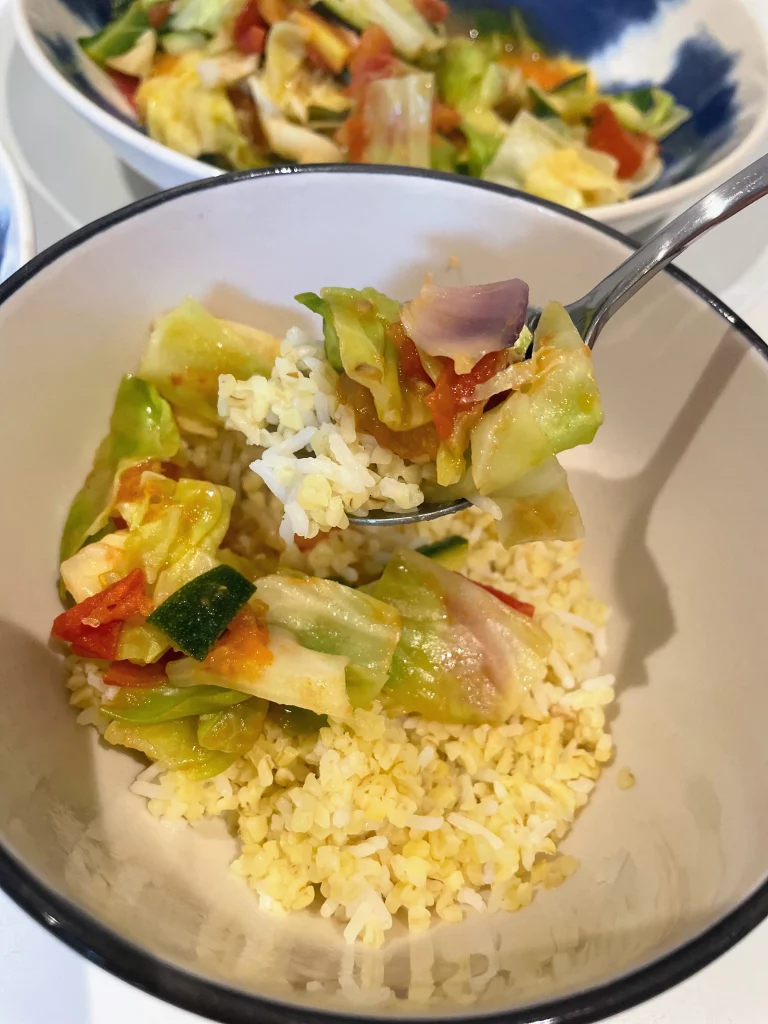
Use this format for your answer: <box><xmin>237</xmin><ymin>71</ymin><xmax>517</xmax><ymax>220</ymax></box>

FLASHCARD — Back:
<box><xmin>415</xmin><ymin>0</ymin><xmax>448</xmax><ymax>24</ymax></box>
<box><xmin>336</xmin><ymin>112</ymin><xmax>368</xmax><ymax>162</ymax></box>
<box><xmin>432</xmin><ymin>102</ymin><xmax>461</xmax><ymax>135</ymax></box>
<box><xmin>147</xmin><ymin>1</ymin><xmax>171</xmax><ymax>28</ymax></box>
<box><xmin>587</xmin><ymin>102</ymin><xmax>657</xmax><ymax>180</ymax></box>
<box><xmin>52</xmin><ymin>569</ymin><xmax>153</xmax><ymax>660</ymax></box>
<box><xmin>70</xmin><ymin>621</ymin><xmax>125</xmax><ymax>661</ymax></box>
<box><xmin>233</xmin><ymin>0</ymin><xmax>267</xmax><ymax>54</ymax></box>
<box><xmin>472</xmin><ymin>581</ymin><xmax>535</xmax><ymax>618</ymax></box>
<box><xmin>348</xmin><ymin>25</ymin><xmax>396</xmax><ymax>94</ymax></box>
<box><xmin>107</xmin><ymin>70</ymin><xmax>140</xmax><ymax>111</ymax></box>
<box><xmin>425</xmin><ymin>351</ymin><xmax>502</xmax><ymax>440</ymax></box>
<box><xmin>104</xmin><ymin>655</ymin><xmax>173</xmax><ymax>688</ymax></box>
<box><xmin>237</xmin><ymin>24</ymin><xmax>267</xmax><ymax>54</ymax></box>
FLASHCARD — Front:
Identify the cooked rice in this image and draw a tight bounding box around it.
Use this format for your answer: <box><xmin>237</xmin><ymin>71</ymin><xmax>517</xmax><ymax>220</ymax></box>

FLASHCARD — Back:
<box><xmin>66</xmin><ymin>420</ymin><xmax>615</xmax><ymax>947</ymax></box>
<box><xmin>218</xmin><ymin>328</ymin><xmax>425</xmax><ymax>544</ymax></box>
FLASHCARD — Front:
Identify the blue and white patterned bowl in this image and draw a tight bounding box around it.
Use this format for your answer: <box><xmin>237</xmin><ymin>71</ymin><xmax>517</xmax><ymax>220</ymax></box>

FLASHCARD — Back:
<box><xmin>0</xmin><ymin>140</ymin><xmax>34</xmax><ymax>282</ymax></box>
<box><xmin>13</xmin><ymin>0</ymin><xmax>768</xmax><ymax>231</ymax></box>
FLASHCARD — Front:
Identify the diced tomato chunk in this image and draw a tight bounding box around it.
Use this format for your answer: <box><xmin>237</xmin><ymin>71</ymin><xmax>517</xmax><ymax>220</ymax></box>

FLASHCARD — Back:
<box><xmin>147</xmin><ymin>1</ymin><xmax>171</xmax><ymax>28</ymax></box>
<box><xmin>104</xmin><ymin>653</ymin><xmax>179</xmax><ymax>688</ymax></box>
<box><xmin>52</xmin><ymin>569</ymin><xmax>153</xmax><ymax>660</ymax></box>
<box><xmin>415</xmin><ymin>0</ymin><xmax>448</xmax><ymax>24</ymax></box>
<box><xmin>426</xmin><ymin>351</ymin><xmax>502</xmax><ymax>440</ymax></box>
<box><xmin>432</xmin><ymin>102</ymin><xmax>461</xmax><ymax>135</ymax></box>
<box><xmin>107</xmin><ymin>70</ymin><xmax>140</xmax><ymax>110</ymax></box>
<box><xmin>472</xmin><ymin>581</ymin><xmax>535</xmax><ymax>618</ymax></box>
<box><xmin>238</xmin><ymin>24</ymin><xmax>267</xmax><ymax>54</ymax></box>
<box><xmin>587</xmin><ymin>102</ymin><xmax>657</xmax><ymax>180</ymax></box>
<box><xmin>233</xmin><ymin>0</ymin><xmax>268</xmax><ymax>54</ymax></box>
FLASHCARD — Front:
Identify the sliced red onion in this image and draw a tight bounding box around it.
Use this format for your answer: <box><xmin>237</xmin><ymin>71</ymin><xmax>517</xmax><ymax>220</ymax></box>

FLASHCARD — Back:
<box><xmin>400</xmin><ymin>279</ymin><xmax>530</xmax><ymax>374</ymax></box>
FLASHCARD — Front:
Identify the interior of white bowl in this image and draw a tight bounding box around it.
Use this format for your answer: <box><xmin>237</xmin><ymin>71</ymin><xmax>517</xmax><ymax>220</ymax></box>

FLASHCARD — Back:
<box><xmin>1</xmin><ymin>168</ymin><xmax>768</xmax><ymax>1024</ymax></box>
<box><xmin>14</xmin><ymin>0</ymin><xmax>768</xmax><ymax>221</ymax></box>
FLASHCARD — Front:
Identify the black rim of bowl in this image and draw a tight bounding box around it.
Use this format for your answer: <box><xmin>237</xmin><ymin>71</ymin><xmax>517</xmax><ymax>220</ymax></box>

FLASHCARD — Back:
<box><xmin>0</xmin><ymin>164</ymin><xmax>767</xmax><ymax>1024</ymax></box>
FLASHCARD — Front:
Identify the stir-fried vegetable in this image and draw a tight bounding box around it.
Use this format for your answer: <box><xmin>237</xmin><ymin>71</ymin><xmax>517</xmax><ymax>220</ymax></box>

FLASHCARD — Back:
<box><xmin>374</xmin><ymin>549</ymin><xmax>550</xmax><ymax>724</ymax></box>
<box><xmin>167</xmin><ymin>626</ymin><xmax>352</xmax><ymax>717</ymax></box>
<box><xmin>363</xmin><ymin>73</ymin><xmax>434</xmax><ymax>167</ymax></box>
<box><xmin>197</xmin><ymin>697</ymin><xmax>269</xmax><ymax>753</ymax></box>
<box><xmin>102</xmin><ymin>682</ymin><xmax>250</xmax><ymax>723</ymax></box>
<box><xmin>52</xmin><ymin>568</ymin><xmax>153</xmax><ymax>660</ymax></box>
<box><xmin>104</xmin><ymin>718</ymin><xmax>238</xmax><ymax>779</ymax></box>
<box><xmin>254</xmin><ymin>574</ymin><xmax>402</xmax><ymax>706</ymax></box>
<box><xmin>79</xmin><ymin>1</ymin><xmax>150</xmax><ymax>64</ymax></box>
<box><xmin>79</xmin><ymin>0</ymin><xmax>691</xmax><ymax>210</ymax></box>
<box><xmin>470</xmin><ymin>301</ymin><xmax>602</xmax><ymax>496</ymax></box>
<box><xmin>139</xmin><ymin>297</ymin><xmax>280</xmax><ymax>425</ymax></box>
<box><xmin>267</xmin><ymin>704</ymin><xmax>328</xmax><ymax>735</ymax></box>
<box><xmin>60</xmin><ymin>376</ymin><xmax>180</xmax><ymax>565</ymax></box>
<box><xmin>322</xmin><ymin>0</ymin><xmax>443</xmax><ymax>60</ymax></box>
<box><xmin>148</xmin><ymin>564</ymin><xmax>256</xmax><ymax>660</ymax></box>
<box><xmin>401</xmin><ymin>278</ymin><xmax>529</xmax><ymax>373</ymax></box>
<box><xmin>297</xmin><ymin>287</ymin><xmax>432</xmax><ymax>431</ymax></box>
<box><xmin>136</xmin><ymin>53</ymin><xmax>264</xmax><ymax>170</ymax></box>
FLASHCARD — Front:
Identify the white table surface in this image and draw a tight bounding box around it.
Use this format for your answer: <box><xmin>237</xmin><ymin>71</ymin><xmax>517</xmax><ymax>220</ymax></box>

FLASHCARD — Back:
<box><xmin>2</xmin><ymin>1</ymin><xmax>768</xmax><ymax>1020</ymax></box>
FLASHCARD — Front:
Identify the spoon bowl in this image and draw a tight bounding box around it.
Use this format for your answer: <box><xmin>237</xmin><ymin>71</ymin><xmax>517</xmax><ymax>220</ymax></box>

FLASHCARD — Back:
<box><xmin>351</xmin><ymin>153</ymin><xmax>768</xmax><ymax>526</ymax></box>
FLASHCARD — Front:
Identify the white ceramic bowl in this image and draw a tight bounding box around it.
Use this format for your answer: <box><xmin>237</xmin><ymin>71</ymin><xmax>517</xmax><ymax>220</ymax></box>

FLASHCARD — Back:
<box><xmin>1</xmin><ymin>166</ymin><xmax>768</xmax><ymax>1023</ymax></box>
<box><xmin>13</xmin><ymin>0</ymin><xmax>768</xmax><ymax>232</ymax></box>
<box><xmin>0</xmin><ymin>138</ymin><xmax>34</xmax><ymax>281</ymax></box>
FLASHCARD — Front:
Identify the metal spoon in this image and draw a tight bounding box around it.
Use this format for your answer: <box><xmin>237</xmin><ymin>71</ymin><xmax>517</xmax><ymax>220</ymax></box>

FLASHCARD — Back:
<box><xmin>350</xmin><ymin>152</ymin><xmax>768</xmax><ymax>527</ymax></box>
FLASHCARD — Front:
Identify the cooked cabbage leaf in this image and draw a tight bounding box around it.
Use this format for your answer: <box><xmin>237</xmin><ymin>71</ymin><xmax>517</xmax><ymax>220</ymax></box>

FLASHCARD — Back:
<box><xmin>59</xmin><ymin>376</ymin><xmax>180</xmax><ymax>565</ymax></box>
<box><xmin>170</xmin><ymin>0</ymin><xmax>229</xmax><ymax>34</ymax></box>
<box><xmin>197</xmin><ymin>697</ymin><xmax>269</xmax><ymax>754</ymax></box>
<box><xmin>167</xmin><ymin>626</ymin><xmax>352</xmax><ymax>718</ymax></box>
<box><xmin>298</xmin><ymin>287</ymin><xmax>432</xmax><ymax>430</ymax></box>
<box><xmin>374</xmin><ymin>549</ymin><xmax>550</xmax><ymax>724</ymax></box>
<box><xmin>255</xmin><ymin>574</ymin><xmax>402</xmax><ymax>707</ymax></box>
<box><xmin>104</xmin><ymin>718</ymin><xmax>237</xmax><ymax>780</ymax></box>
<box><xmin>138</xmin><ymin>297</ymin><xmax>280</xmax><ymax>424</ymax></box>
<box><xmin>470</xmin><ymin>300</ymin><xmax>602</xmax><ymax>496</ymax></box>
<box><xmin>136</xmin><ymin>53</ymin><xmax>265</xmax><ymax>170</ymax></box>
<box><xmin>364</xmin><ymin>73</ymin><xmax>434</xmax><ymax>168</ymax></box>
<box><xmin>322</xmin><ymin>0</ymin><xmax>443</xmax><ymax>59</ymax></box>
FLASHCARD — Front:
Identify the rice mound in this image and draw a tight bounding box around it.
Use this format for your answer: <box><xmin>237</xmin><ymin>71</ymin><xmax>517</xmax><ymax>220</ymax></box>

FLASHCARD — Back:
<box><xmin>67</xmin><ymin>426</ymin><xmax>614</xmax><ymax>947</ymax></box>
<box><xmin>218</xmin><ymin>328</ymin><xmax>426</xmax><ymax>545</ymax></box>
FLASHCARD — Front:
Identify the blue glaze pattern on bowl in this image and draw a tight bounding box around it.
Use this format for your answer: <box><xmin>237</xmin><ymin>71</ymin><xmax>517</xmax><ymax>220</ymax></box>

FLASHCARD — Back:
<box><xmin>0</xmin><ymin>143</ymin><xmax>34</xmax><ymax>282</ymax></box>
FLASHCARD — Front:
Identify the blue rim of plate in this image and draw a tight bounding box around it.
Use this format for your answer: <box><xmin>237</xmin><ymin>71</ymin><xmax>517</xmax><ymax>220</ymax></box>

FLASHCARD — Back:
<box><xmin>0</xmin><ymin>163</ymin><xmax>766</xmax><ymax>1024</ymax></box>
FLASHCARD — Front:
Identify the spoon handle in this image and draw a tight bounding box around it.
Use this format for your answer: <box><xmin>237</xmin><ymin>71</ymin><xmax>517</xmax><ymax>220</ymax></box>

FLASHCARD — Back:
<box><xmin>573</xmin><ymin>152</ymin><xmax>768</xmax><ymax>348</ymax></box>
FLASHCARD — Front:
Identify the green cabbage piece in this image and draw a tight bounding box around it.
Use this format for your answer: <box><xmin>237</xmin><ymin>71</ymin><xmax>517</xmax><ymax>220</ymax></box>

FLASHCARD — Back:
<box><xmin>607</xmin><ymin>87</ymin><xmax>691</xmax><ymax>141</ymax></box>
<box><xmin>436</xmin><ymin>39</ymin><xmax>506</xmax><ymax>175</ymax></box>
<box><xmin>61</xmin><ymin>470</ymin><xmax>236</xmax><ymax>647</ymax></box>
<box><xmin>166</xmin><ymin>627</ymin><xmax>352</xmax><ymax>718</ymax></box>
<box><xmin>59</xmin><ymin>376</ymin><xmax>181</xmax><ymax>565</ymax></box>
<box><xmin>79</xmin><ymin>1</ymin><xmax>150</xmax><ymax>65</ymax></box>
<box><xmin>374</xmin><ymin>549</ymin><xmax>550</xmax><ymax>725</ymax></box>
<box><xmin>364</xmin><ymin>73</ymin><xmax>434</xmax><ymax>169</ymax></box>
<box><xmin>119</xmin><ymin>475</ymin><xmax>235</xmax><ymax>603</ymax></box>
<box><xmin>322</xmin><ymin>0</ymin><xmax>443</xmax><ymax>59</ymax></box>
<box><xmin>136</xmin><ymin>54</ymin><xmax>266</xmax><ymax>171</ymax></box>
<box><xmin>102</xmin><ymin>684</ymin><xmax>250</xmax><ymax>724</ymax></box>
<box><xmin>482</xmin><ymin>108</ymin><xmax>567</xmax><ymax>189</ymax></box>
<box><xmin>296</xmin><ymin>287</ymin><xmax>432</xmax><ymax>430</ymax></box>
<box><xmin>104</xmin><ymin>718</ymin><xmax>238</xmax><ymax>780</ymax></box>
<box><xmin>170</xmin><ymin>0</ymin><xmax>229</xmax><ymax>34</ymax></box>
<box><xmin>470</xmin><ymin>301</ymin><xmax>602</xmax><ymax>496</ymax></box>
<box><xmin>197</xmin><ymin>697</ymin><xmax>269</xmax><ymax>755</ymax></box>
<box><xmin>254</xmin><ymin>575</ymin><xmax>402</xmax><ymax>707</ymax></box>
<box><xmin>492</xmin><ymin>457</ymin><xmax>584</xmax><ymax>548</ymax></box>
<box><xmin>138</xmin><ymin>297</ymin><xmax>280</xmax><ymax>424</ymax></box>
